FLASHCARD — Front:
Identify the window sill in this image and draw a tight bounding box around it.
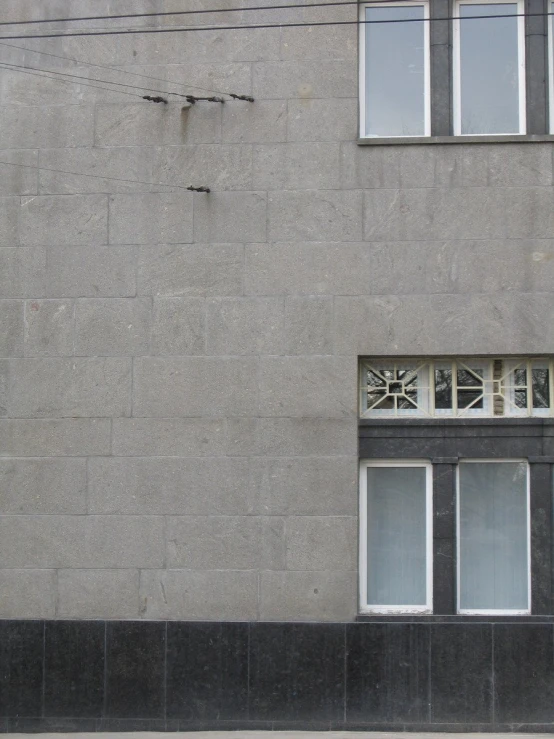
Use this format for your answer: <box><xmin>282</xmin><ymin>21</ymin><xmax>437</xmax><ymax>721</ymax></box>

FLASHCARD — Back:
<box><xmin>355</xmin><ymin>614</ymin><xmax>554</xmax><ymax>622</ymax></box>
<box><xmin>357</xmin><ymin>134</ymin><xmax>554</xmax><ymax>146</ymax></box>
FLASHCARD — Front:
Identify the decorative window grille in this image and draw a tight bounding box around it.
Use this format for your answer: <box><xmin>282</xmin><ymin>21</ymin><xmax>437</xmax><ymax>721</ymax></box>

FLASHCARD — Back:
<box><xmin>360</xmin><ymin>358</ymin><xmax>553</xmax><ymax>418</ymax></box>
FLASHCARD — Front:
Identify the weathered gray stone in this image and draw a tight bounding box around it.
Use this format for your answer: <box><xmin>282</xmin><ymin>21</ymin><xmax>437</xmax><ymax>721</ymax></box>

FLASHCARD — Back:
<box><xmin>222</xmin><ymin>100</ymin><xmax>287</xmax><ymax>143</ymax></box>
<box><xmin>287</xmin><ymin>99</ymin><xmax>357</xmax><ymax>142</ymax></box>
<box><xmin>0</xmin><ymin>150</ymin><xmax>38</xmax><ymax>196</ymax></box>
<box><xmin>57</xmin><ymin>569</ymin><xmax>139</xmax><ymax>619</ymax></box>
<box><xmin>112</xmin><ymin>417</ymin><xmax>224</xmax><ymax>456</ymax></box>
<box><xmin>259</xmin><ymin>571</ymin><xmax>357</xmax><ymax>621</ymax></box>
<box><xmin>88</xmin><ymin>456</ymin><xmax>258</xmax><ymax>515</ymax></box>
<box><xmin>138</xmin><ymin>244</ymin><xmax>243</xmax><ymax>297</ymax></box>
<box><xmin>151</xmin><ymin>297</ymin><xmax>205</xmax><ymax>355</ymax></box>
<box><xmin>0</xmin><ymin>248</ymin><xmax>46</xmax><ymax>298</ymax></box>
<box><xmin>252</xmin><ymin>60</ymin><xmax>357</xmax><ymax>99</ymax></box>
<box><xmin>285</xmin><ymin>296</ymin><xmax>333</xmax><ymax>355</ymax></box>
<box><xmin>133</xmin><ymin>357</ymin><xmax>258</xmax><ymax>416</ymax></box>
<box><xmin>268</xmin><ymin>191</ymin><xmax>362</xmax><ymax>242</ymax></box>
<box><xmin>19</xmin><ymin>194</ymin><xmax>108</xmax><ymax>246</ymax></box>
<box><xmin>0</xmin><ymin>515</ymin><xmax>164</xmax><ymax>568</ymax></box>
<box><xmin>75</xmin><ymin>298</ymin><xmax>151</xmax><ymax>356</ymax></box>
<box><xmin>45</xmin><ymin>246</ymin><xmax>137</xmax><ymax>298</ymax></box>
<box><xmin>193</xmin><ymin>191</ymin><xmax>267</xmax><ymax>243</ymax></box>
<box><xmin>6</xmin><ymin>357</ymin><xmax>131</xmax><ymax>417</ymax></box>
<box><xmin>0</xmin><ymin>197</ymin><xmax>21</xmax><ymax>246</ymax></box>
<box><xmin>280</xmin><ymin>25</ymin><xmax>357</xmax><ymax>61</ymax></box>
<box><xmin>0</xmin><ymin>569</ymin><xmax>56</xmax><ymax>619</ymax></box>
<box><xmin>206</xmin><ymin>297</ymin><xmax>284</xmax><ymax>355</ymax></box>
<box><xmin>24</xmin><ymin>300</ymin><xmax>74</xmax><ymax>356</ymax></box>
<box><xmin>0</xmin><ymin>105</ymin><xmax>94</xmax><ymax>149</ymax></box>
<box><xmin>0</xmin><ymin>301</ymin><xmax>24</xmax><ymax>357</ymax></box>
<box><xmin>0</xmin><ymin>458</ymin><xmax>86</xmax><ymax>514</ymax></box>
<box><xmin>139</xmin><ymin>569</ymin><xmax>258</xmax><ymax>620</ymax></box>
<box><xmin>0</xmin><ymin>419</ymin><xmax>111</xmax><ymax>456</ymax></box>
<box><xmin>285</xmin><ymin>516</ymin><xmax>358</xmax><ymax>570</ymax></box>
<box><xmin>253</xmin><ymin>143</ymin><xmax>340</xmax><ymax>189</ymax></box>
<box><xmin>487</xmin><ymin>144</ymin><xmax>553</xmax><ymax>186</ymax></box>
<box><xmin>153</xmin><ymin>144</ymin><xmax>253</xmax><ymax>190</ymax></box>
<box><xmin>109</xmin><ymin>192</ymin><xmax>193</xmax><ymax>245</ymax></box>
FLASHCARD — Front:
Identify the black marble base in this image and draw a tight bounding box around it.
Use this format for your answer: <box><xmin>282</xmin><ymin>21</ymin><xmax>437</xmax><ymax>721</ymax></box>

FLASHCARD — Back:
<box><xmin>1</xmin><ymin>620</ymin><xmax>554</xmax><ymax>732</ymax></box>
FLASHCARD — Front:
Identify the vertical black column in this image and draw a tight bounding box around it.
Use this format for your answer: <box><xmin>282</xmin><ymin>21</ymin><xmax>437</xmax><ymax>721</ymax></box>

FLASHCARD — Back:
<box><xmin>525</xmin><ymin>0</ymin><xmax>549</xmax><ymax>133</ymax></box>
<box><xmin>432</xmin><ymin>461</ymin><xmax>456</xmax><ymax>614</ymax></box>
<box><xmin>529</xmin><ymin>462</ymin><xmax>552</xmax><ymax>613</ymax></box>
<box><xmin>430</xmin><ymin>0</ymin><xmax>453</xmax><ymax>135</ymax></box>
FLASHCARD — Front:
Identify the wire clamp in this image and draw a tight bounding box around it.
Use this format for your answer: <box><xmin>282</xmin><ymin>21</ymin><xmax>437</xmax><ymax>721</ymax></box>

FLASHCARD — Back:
<box><xmin>142</xmin><ymin>95</ymin><xmax>168</xmax><ymax>104</ymax></box>
<box><xmin>185</xmin><ymin>95</ymin><xmax>225</xmax><ymax>104</ymax></box>
<box><xmin>229</xmin><ymin>93</ymin><xmax>255</xmax><ymax>102</ymax></box>
<box><xmin>187</xmin><ymin>185</ymin><xmax>211</xmax><ymax>193</ymax></box>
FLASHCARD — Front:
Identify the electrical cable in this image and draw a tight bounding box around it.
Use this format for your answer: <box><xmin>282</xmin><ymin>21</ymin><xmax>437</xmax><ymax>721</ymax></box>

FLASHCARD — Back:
<box><xmin>0</xmin><ymin>11</ymin><xmax>549</xmax><ymax>42</ymax></box>
<box><xmin>0</xmin><ymin>158</ymin><xmax>209</xmax><ymax>192</ymax></box>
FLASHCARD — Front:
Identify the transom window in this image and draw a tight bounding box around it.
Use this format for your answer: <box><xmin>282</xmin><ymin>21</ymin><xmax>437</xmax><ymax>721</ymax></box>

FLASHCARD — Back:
<box><xmin>360</xmin><ymin>358</ymin><xmax>553</xmax><ymax>418</ymax></box>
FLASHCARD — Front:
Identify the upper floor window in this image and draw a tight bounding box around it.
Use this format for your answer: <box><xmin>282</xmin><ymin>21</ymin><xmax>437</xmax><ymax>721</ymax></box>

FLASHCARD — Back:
<box><xmin>360</xmin><ymin>357</ymin><xmax>553</xmax><ymax>418</ymax></box>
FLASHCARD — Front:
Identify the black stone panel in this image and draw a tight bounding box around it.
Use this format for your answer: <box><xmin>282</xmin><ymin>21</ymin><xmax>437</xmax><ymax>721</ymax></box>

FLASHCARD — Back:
<box><xmin>530</xmin><ymin>464</ymin><xmax>553</xmax><ymax>614</ymax></box>
<box><xmin>249</xmin><ymin>623</ymin><xmax>345</xmax><ymax>722</ymax></box>
<box><xmin>494</xmin><ymin>624</ymin><xmax>554</xmax><ymax>723</ymax></box>
<box><xmin>8</xmin><ymin>718</ymin><xmax>97</xmax><ymax>733</ymax></box>
<box><xmin>433</xmin><ymin>464</ymin><xmax>455</xmax><ymax>540</ymax></box>
<box><xmin>346</xmin><ymin>623</ymin><xmax>430</xmax><ymax>723</ymax></box>
<box><xmin>97</xmin><ymin>719</ymin><xmax>176</xmax><ymax>732</ymax></box>
<box><xmin>0</xmin><ymin>621</ymin><xmax>44</xmax><ymax>718</ymax></box>
<box><xmin>430</xmin><ymin>624</ymin><xmax>493</xmax><ymax>723</ymax></box>
<box><xmin>105</xmin><ymin>621</ymin><xmax>165</xmax><ymax>719</ymax></box>
<box><xmin>433</xmin><ymin>539</ymin><xmax>455</xmax><ymax>615</ymax></box>
<box><xmin>166</xmin><ymin>622</ymin><xmax>248</xmax><ymax>720</ymax></box>
<box><xmin>44</xmin><ymin>621</ymin><xmax>104</xmax><ymax>718</ymax></box>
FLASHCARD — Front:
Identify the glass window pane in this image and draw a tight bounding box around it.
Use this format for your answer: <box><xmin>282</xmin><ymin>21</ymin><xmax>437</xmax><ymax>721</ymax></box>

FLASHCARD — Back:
<box><xmin>458</xmin><ymin>3</ymin><xmax>521</xmax><ymax>134</ymax></box>
<box><xmin>365</xmin><ymin>5</ymin><xmax>427</xmax><ymax>137</ymax></box>
<box><xmin>532</xmin><ymin>367</ymin><xmax>550</xmax><ymax>408</ymax></box>
<box><xmin>366</xmin><ymin>466</ymin><xmax>428</xmax><ymax>606</ymax></box>
<box><xmin>459</xmin><ymin>461</ymin><xmax>528</xmax><ymax>611</ymax></box>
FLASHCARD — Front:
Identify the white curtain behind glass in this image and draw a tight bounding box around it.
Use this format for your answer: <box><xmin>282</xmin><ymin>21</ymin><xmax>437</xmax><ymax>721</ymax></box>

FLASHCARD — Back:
<box><xmin>366</xmin><ymin>466</ymin><xmax>427</xmax><ymax>606</ymax></box>
<box><xmin>459</xmin><ymin>462</ymin><xmax>528</xmax><ymax>611</ymax></box>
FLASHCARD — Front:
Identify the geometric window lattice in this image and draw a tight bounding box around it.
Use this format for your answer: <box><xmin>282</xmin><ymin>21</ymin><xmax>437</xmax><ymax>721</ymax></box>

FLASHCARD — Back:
<box><xmin>360</xmin><ymin>358</ymin><xmax>553</xmax><ymax>418</ymax></box>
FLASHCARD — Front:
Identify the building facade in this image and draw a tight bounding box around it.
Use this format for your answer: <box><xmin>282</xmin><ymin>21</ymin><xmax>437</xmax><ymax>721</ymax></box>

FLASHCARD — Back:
<box><xmin>1</xmin><ymin>0</ymin><xmax>554</xmax><ymax>730</ymax></box>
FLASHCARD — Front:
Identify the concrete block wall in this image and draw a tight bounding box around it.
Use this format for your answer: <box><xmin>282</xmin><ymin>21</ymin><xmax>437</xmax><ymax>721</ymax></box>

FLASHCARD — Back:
<box><xmin>1</xmin><ymin>0</ymin><xmax>554</xmax><ymax>621</ymax></box>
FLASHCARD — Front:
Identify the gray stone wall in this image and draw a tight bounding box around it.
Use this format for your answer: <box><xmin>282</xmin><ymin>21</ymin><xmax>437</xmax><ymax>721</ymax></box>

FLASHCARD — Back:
<box><xmin>0</xmin><ymin>0</ymin><xmax>553</xmax><ymax>621</ymax></box>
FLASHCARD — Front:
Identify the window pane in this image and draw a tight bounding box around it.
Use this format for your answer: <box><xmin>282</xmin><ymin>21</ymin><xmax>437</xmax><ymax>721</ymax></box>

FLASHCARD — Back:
<box><xmin>366</xmin><ymin>466</ymin><xmax>428</xmax><ymax>606</ymax></box>
<box><xmin>459</xmin><ymin>461</ymin><xmax>528</xmax><ymax>611</ymax></box>
<box><xmin>458</xmin><ymin>3</ymin><xmax>521</xmax><ymax>134</ymax></box>
<box><xmin>532</xmin><ymin>367</ymin><xmax>550</xmax><ymax>408</ymax></box>
<box><xmin>365</xmin><ymin>5</ymin><xmax>426</xmax><ymax>136</ymax></box>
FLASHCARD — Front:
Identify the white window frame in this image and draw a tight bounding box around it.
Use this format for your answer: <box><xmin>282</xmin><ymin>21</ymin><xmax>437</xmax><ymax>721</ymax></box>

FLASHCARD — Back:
<box><xmin>359</xmin><ymin>0</ymin><xmax>431</xmax><ymax>138</ymax></box>
<box><xmin>359</xmin><ymin>459</ymin><xmax>433</xmax><ymax>614</ymax></box>
<box><xmin>456</xmin><ymin>458</ymin><xmax>531</xmax><ymax>615</ymax></box>
<box><xmin>453</xmin><ymin>0</ymin><xmax>527</xmax><ymax>135</ymax></box>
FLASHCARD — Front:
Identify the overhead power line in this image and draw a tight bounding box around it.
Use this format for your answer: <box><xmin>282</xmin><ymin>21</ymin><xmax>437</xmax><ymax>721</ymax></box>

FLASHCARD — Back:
<box><xmin>0</xmin><ymin>11</ymin><xmax>549</xmax><ymax>42</ymax></box>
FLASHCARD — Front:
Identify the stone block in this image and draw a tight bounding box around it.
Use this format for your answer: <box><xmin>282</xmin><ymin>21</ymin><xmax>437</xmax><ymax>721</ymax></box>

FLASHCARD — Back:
<box><xmin>259</xmin><ymin>356</ymin><xmax>356</xmax><ymax>417</ymax></box>
<box><xmin>95</xmin><ymin>103</ymin><xmax>221</xmax><ymax>147</ymax></box>
<box><xmin>0</xmin><ymin>105</ymin><xmax>94</xmax><ymax>149</ymax></box>
<box><xmin>88</xmin><ymin>457</ymin><xmax>257</xmax><ymax>515</ymax></box>
<box><xmin>45</xmin><ymin>246</ymin><xmax>136</xmax><ymax>298</ymax></box>
<box><xmin>20</xmin><ymin>194</ymin><xmax>108</xmax><ymax>246</ymax></box>
<box><xmin>151</xmin><ymin>297</ymin><xmax>205</xmax><ymax>355</ymax></box>
<box><xmin>0</xmin><ymin>458</ymin><xmax>86</xmax><ymax>514</ymax></box>
<box><xmin>166</xmin><ymin>516</ymin><xmax>285</xmax><ymax>569</ymax></box>
<box><xmin>285</xmin><ymin>516</ymin><xmax>357</xmax><ymax>570</ymax></box>
<box><xmin>74</xmin><ymin>298</ymin><xmax>151</xmax><ymax>356</ymax></box>
<box><xmin>0</xmin><ymin>515</ymin><xmax>164</xmax><ymax>568</ymax></box>
<box><xmin>0</xmin><ymin>198</ymin><xmax>20</xmax><ymax>246</ymax></box>
<box><xmin>252</xmin><ymin>60</ymin><xmax>357</xmax><ymax>99</ymax></box>
<box><xmin>0</xmin><ymin>301</ymin><xmax>24</xmax><ymax>357</ymax></box>
<box><xmin>193</xmin><ymin>191</ymin><xmax>267</xmax><ymax>243</ymax></box>
<box><xmin>225</xmin><ymin>417</ymin><xmax>263</xmax><ymax>456</ymax></box>
<box><xmin>133</xmin><ymin>357</ymin><xmax>258</xmax><ymax>416</ymax></box>
<box><xmin>108</xmin><ymin>192</ymin><xmax>193</xmax><ymax>245</ymax></box>
<box><xmin>256</xmin><ymin>457</ymin><xmax>357</xmax><ymax>515</ymax></box>
<box><xmin>6</xmin><ymin>357</ymin><xmax>131</xmax><ymax>418</ymax></box>
<box><xmin>57</xmin><ymin>569</ymin><xmax>139</xmax><ymax>619</ymax></box>
<box><xmin>38</xmin><ymin>146</ymin><xmax>157</xmax><ymax>194</ymax></box>
<box><xmin>0</xmin><ymin>419</ymin><xmax>111</xmax><ymax>456</ymax></box>
<box><xmin>222</xmin><ymin>100</ymin><xmax>287</xmax><ymax>143</ymax></box>
<box><xmin>112</xmin><ymin>418</ymin><xmax>224</xmax><ymax>456</ymax></box>
<box><xmin>268</xmin><ymin>191</ymin><xmax>362</xmax><ymax>241</ymax></box>
<box><xmin>138</xmin><ymin>244</ymin><xmax>243</xmax><ymax>297</ymax></box>
<box><xmin>280</xmin><ymin>25</ymin><xmax>357</xmax><ymax>60</ymax></box>
<box><xmin>139</xmin><ymin>569</ymin><xmax>258</xmax><ymax>620</ymax></box>
<box><xmin>0</xmin><ymin>570</ymin><xmax>56</xmax><ymax>619</ymax></box>
<box><xmin>0</xmin><ymin>248</ymin><xmax>46</xmax><ymax>298</ymax></box>
<box><xmin>153</xmin><ymin>144</ymin><xmax>253</xmax><ymax>190</ymax></box>
<box><xmin>285</xmin><ymin>296</ymin><xmax>333</xmax><ymax>354</ymax></box>
<box><xmin>0</xmin><ymin>150</ymin><xmax>38</xmax><ymax>196</ymax></box>
<box><xmin>259</xmin><ymin>570</ymin><xmax>357</xmax><ymax>621</ymax></box>
<box><xmin>153</xmin><ymin>60</ymin><xmax>252</xmax><ymax>93</ymax></box>
<box><xmin>206</xmin><ymin>297</ymin><xmax>284</xmax><ymax>355</ymax></box>
<box><xmin>287</xmin><ymin>99</ymin><xmax>357</xmax><ymax>142</ymax></box>
<box><xmin>488</xmin><ymin>144</ymin><xmax>553</xmax><ymax>186</ymax></box>
<box><xmin>244</xmin><ymin>242</ymin><xmax>371</xmax><ymax>295</ymax></box>
<box><xmin>252</xmin><ymin>143</ymin><xmax>340</xmax><ymax>189</ymax></box>
<box><xmin>24</xmin><ymin>300</ymin><xmax>74</xmax><ymax>357</ymax></box>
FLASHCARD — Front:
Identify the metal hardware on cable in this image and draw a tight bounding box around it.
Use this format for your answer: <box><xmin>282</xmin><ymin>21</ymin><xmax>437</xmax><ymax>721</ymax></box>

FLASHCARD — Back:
<box><xmin>229</xmin><ymin>93</ymin><xmax>255</xmax><ymax>102</ymax></box>
<box><xmin>185</xmin><ymin>95</ymin><xmax>225</xmax><ymax>104</ymax></box>
<box><xmin>187</xmin><ymin>186</ymin><xmax>211</xmax><ymax>193</ymax></box>
<box><xmin>142</xmin><ymin>95</ymin><xmax>168</xmax><ymax>104</ymax></box>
